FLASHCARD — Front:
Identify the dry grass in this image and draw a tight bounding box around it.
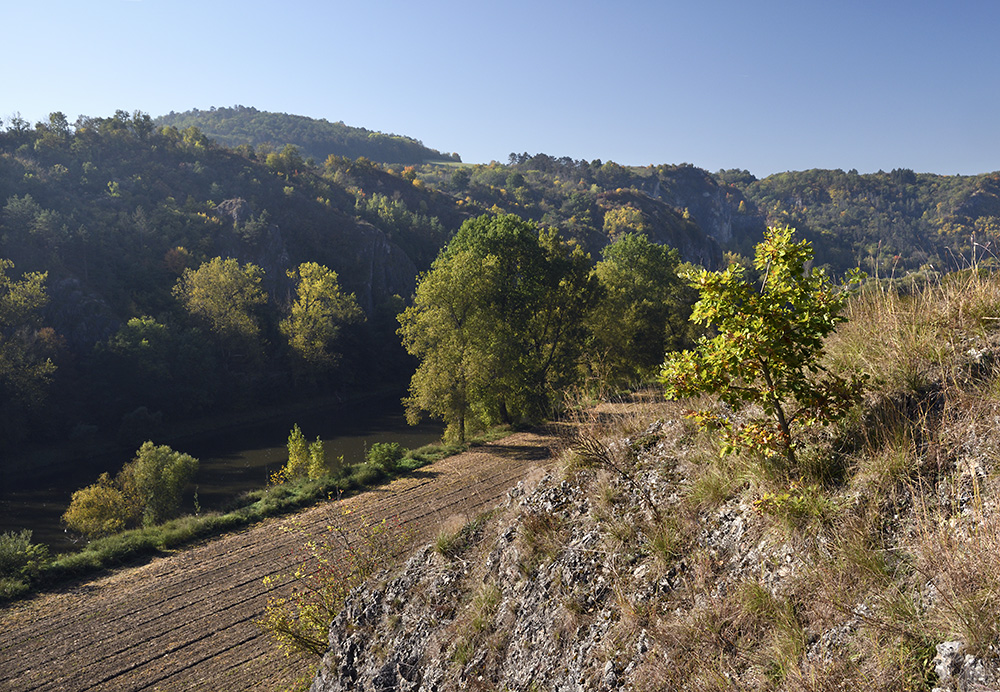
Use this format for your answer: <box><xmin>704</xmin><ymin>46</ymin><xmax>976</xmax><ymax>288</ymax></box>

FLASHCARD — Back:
<box><xmin>577</xmin><ymin>269</ymin><xmax>1000</xmax><ymax>690</ymax></box>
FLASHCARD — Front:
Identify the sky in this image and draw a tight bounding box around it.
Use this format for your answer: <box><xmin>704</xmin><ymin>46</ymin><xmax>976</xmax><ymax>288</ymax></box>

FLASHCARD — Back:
<box><xmin>3</xmin><ymin>0</ymin><xmax>998</xmax><ymax>178</ymax></box>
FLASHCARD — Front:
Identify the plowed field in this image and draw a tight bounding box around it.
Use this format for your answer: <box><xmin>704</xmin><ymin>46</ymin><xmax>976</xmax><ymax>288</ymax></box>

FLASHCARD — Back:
<box><xmin>0</xmin><ymin>430</ymin><xmax>561</xmax><ymax>691</ymax></box>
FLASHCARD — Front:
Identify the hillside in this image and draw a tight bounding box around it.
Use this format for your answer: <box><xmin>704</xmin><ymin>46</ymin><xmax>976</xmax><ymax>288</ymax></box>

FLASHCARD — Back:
<box><xmin>420</xmin><ymin>155</ymin><xmax>1000</xmax><ymax>278</ymax></box>
<box><xmin>155</xmin><ymin>106</ymin><xmax>461</xmax><ymax>166</ymax></box>
<box><xmin>6</xmin><ymin>109</ymin><xmax>1000</xmax><ymax>691</ymax></box>
<box><xmin>0</xmin><ymin>111</ymin><xmax>468</xmax><ymax>451</ymax></box>
<box><xmin>723</xmin><ymin>167</ymin><xmax>1000</xmax><ymax>276</ymax></box>
<box><xmin>311</xmin><ymin>271</ymin><xmax>1000</xmax><ymax>691</ymax></box>
<box><xmin>0</xmin><ymin>112</ymin><xmax>728</xmax><ymax>455</ymax></box>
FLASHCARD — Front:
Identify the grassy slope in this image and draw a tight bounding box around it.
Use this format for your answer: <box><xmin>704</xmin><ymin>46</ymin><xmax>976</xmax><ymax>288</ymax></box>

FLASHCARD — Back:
<box><xmin>581</xmin><ymin>269</ymin><xmax>1000</xmax><ymax>689</ymax></box>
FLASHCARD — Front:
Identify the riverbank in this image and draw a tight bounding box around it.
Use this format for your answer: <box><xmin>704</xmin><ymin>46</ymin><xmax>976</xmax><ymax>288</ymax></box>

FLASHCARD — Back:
<box><xmin>1</xmin><ymin>385</ymin><xmax>404</xmax><ymax>487</ymax></box>
<box><xmin>0</xmin><ymin>423</ymin><xmax>515</xmax><ymax>603</ymax></box>
<box><xmin>0</xmin><ymin>385</ymin><xmax>444</xmax><ymax>549</ymax></box>
<box><xmin>0</xmin><ymin>427</ymin><xmax>562</xmax><ymax>691</ymax></box>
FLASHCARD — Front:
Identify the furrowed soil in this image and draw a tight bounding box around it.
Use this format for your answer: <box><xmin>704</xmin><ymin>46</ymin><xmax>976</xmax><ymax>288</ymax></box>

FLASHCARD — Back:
<box><xmin>0</xmin><ymin>429</ymin><xmax>562</xmax><ymax>692</ymax></box>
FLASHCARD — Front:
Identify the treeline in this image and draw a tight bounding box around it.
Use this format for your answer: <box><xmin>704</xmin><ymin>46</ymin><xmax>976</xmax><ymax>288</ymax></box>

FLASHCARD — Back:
<box><xmin>415</xmin><ymin>155</ymin><xmax>739</xmax><ymax>269</ymax></box>
<box><xmin>419</xmin><ymin>155</ymin><xmax>1000</xmax><ymax>277</ymax></box>
<box><xmin>5</xmin><ymin>107</ymin><xmax>1000</xmax><ymax>455</ymax></box>
<box><xmin>400</xmin><ymin>214</ymin><xmax>697</xmax><ymax>442</ymax></box>
<box><xmin>155</xmin><ymin>106</ymin><xmax>460</xmax><ymax>166</ymax></box>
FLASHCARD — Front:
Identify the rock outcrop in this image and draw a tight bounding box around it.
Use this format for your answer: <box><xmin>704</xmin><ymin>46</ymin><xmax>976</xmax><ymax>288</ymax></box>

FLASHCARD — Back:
<box><xmin>213</xmin><ymin>197</ymin><xmax>416</xmax><ymax>314</ymax></box>
<box><xmin>311</xmin><ymin>398</ymin><xmax>1000</xmax><ymax>691</ymax></box>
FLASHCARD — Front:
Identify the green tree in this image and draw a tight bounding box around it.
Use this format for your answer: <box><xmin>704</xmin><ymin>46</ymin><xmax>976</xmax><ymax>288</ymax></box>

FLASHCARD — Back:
<box><xmin>123</xmin><ymin>441</ymin><xmax>200</xmax><ymax>526</ymax></box>
<box><xmin>602</xmin><ymin>204</ymin><xmax>647</xmax><ymax>240</ymax></box>
<box><xmin>660</xmin><ymin>226</ymin><xmax>864</xmax><ymax>467</ymax></box>
<box><xmin>63</xmin><ymin>441</ymin><xmax>198</xmax><ymax>535</ymax></box>
<box><xmin>280</xmin><ymin>262</ymin><xmax>363</xmax><ymax>384</ymax></box>
<box><xmin>173</xmin><ymin>257</ymin><xmax>267</xmax><ymax>368</ymax></box>
<box><xmin>399</xmin><ymin>214</ymin><xmax>595</xmax><ymax>441</ymax></box>
<box><xmin>307</xmin><ymin>437</ymin><xmax>326</xmax><ymax>480</ymax></box>
<box><xmin>278</xmin><ymin>425</ymin><xmax>326</xmax><ymax>481</ymax></box>
<box><xmin>398</xmin><ymin>249</ymin><xmax>484</xmax><ymax>442</ymax></box>
<box><xmin>587</xmin><ymin>233</ymin><xmax>694</xmax><ymax>390</ymax></box>
<box><xmin>0</xmin><ymin>259</ymin><xmax>57</xmax><ymax>443</ymax></box>
<box><xmin>284</xmin><ymin>424</ymin><xmax>309</xmax><ymax>479</ymax></box>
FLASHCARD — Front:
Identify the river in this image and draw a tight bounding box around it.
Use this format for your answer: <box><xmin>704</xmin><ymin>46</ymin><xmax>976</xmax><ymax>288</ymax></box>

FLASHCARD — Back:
<box><xmin>0</xmin><ymin>393</ymin><xmax>444</xmax><ymax>549</ymax></box>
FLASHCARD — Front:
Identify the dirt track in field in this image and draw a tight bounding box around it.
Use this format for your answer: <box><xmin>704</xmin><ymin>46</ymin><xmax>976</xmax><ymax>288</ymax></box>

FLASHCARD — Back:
<box><xmin>0</xmin><ymin>429</ymin><xmax>563</xmax><ymax>692</ymax></box>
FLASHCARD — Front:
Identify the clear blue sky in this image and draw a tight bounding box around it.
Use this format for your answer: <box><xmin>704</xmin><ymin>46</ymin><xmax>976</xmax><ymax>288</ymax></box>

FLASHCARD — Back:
<box><xmin>3</xmin><ymin>0</ymin><xmax>998</xmax><ymax>177</ymax></box>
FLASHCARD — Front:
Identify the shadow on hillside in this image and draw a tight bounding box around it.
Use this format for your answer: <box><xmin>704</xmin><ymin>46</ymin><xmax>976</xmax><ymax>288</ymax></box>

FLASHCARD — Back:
<box><xmin>475</xmin><ymin>443</ymin><xmax>551</xmax><ymax>461</ymax></box>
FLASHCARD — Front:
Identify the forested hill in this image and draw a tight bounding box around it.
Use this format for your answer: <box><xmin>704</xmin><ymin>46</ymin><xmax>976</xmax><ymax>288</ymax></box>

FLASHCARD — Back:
<box><xmin>416</xmin><ymin>155</ymin><xmax>1000</xmax><ymax>277</ymax></box>
<box><xmin>0</xmin><ymin>110</ymin><xmax>470</xmax><ymax>450</ymax></box>
<box><xmin>155</xmin><ymin>106</ymin><xmax>460</xmax><ymax>166</ymax></box>
<box><xmin>3</xmin><ymin>108</ymin><xmax>1000</xmax><ymax>456</ymax></box>
<box><xmin>717</xmin><ymin>167</ymin><xmax>1000</xmax><ymax>276</ymax></box>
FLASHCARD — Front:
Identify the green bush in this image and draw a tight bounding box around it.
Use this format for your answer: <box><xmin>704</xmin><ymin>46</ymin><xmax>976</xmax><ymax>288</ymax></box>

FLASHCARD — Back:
<box><xmin>126</xmin><ymin>441</ymin><xmax>199</xmax><ymax>526</ymax></box>
<box><xmin>351</xmin><ymin>463</ymin><xmax>386</xmax><ymax>486</ymax></box>
<box><xmin>0</xmin><ymin>529</ymin><xmax>49</xmax><ymax>581</ymax></box>
<box><xmin>63</xmin><ymin>441</ymin><xmax>199</xmax><ymax>536</ymax></box>
<box><xmin>366</xmin><ymin>442</ymin><xmax>404</xmax><ymax>471</ymax></box>
<box><xmin>0</xmin><ymin>576</ymin><xmax>30</xmax><ymax>600</ymax></box>
<box><xmin>62</xmin><ymin>473</ymin><xmax>133</xmax><ymax>537</ymax></box>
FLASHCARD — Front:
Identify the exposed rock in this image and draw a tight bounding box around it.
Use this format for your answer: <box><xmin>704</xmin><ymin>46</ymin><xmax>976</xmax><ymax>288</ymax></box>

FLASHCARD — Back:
<box><xmin>310</xmin><ymin>471</ymin><xmax>641</xmax><ymax>691</ymax></box>
<box><xmin>642</xmin><ymin>166</ymin><xmax>765</xmax><ymax>247</ymax></box>
<box><xmin>310</xmin><ymin>403</ymin><xmax>1000</xmax><ymax>691</ymax></box>
<box><xmin>211</xmin><ymin>197</ymin><xmax>417</xmax><ymax>313</ymax></box>
<box><xmin>932</xmin><ymin>640</ymin><xmax>1000</xmax><ymax>692</ymax></box>
<box><xmin>213</xmin><ymin>198</ymin><xmax>292</xmax><ymax>298</ymax></box>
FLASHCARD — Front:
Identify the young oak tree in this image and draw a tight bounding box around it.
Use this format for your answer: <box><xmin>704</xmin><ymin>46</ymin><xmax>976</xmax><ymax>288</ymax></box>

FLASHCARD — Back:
<box><xmin>660</xmin><ymin>225</ymin><xmax>864</xmax><ymax>467</ymax></box>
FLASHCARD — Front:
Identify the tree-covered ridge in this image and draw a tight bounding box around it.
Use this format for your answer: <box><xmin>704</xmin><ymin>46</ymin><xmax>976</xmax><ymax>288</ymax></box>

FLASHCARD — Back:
<box><xmin>5</xmin><ymin>107</ymin><xmax>1000</xmax><ymax>459</ymax></box>
<box><xmin>0</xmin><ymin>110</ymin><xmax>471</xmax><ymax>450</ymax></box>
<box><xmin>414</xmin><ymin>155</ymin><xmax>744</xmax><ymax>268</ymax></box>
<box><xmin>155</xmin><ymin>106</ymin><xmax>460</xmax><ymax>166</ymax></box>
<box><xmin>723</xmin><ymin>167</ymin><xmax>1000</xmax><ymax>275</ymax></box>
<box><xmin>419</xmin><ymin>153</ymin><xmax>1000</xmax><ymax>278</ymax></box>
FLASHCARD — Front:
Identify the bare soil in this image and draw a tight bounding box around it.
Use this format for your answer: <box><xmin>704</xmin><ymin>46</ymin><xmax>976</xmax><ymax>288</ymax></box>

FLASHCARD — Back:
<box><xmin>0</xmin><ymin>429</ymin><xmax>563</xmax><ymax>691</ymax></box>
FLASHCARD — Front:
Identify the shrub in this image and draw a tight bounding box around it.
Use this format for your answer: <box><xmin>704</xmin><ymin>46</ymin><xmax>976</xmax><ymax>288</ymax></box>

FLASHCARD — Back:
<box><xmin>0</xmin><ymin>529</ymin><xmax>49</xmax><ymax>581</ymax></box>
<box><xmin>124</xmin><ymin>441</ymin><xmax>199</xmax><ymax>526</ymax></box>
<box><xmin>260</xmin><ymin>513</ymin><xmax>411</xmax><ymax>657</ymax></box>
<box><xmin>366</xmin><ymin>442</ymin><xmax>404</xmax><ymax>472</ymax></box>
<box><xmin>62</xmin><ymin>473</ymin><xmax>134</xmax><ymax>537</ymax></box>
<box><xmin>63</xmin><ymin>442</ymin><xmax>199</xmax><ymax>536</ymax></box>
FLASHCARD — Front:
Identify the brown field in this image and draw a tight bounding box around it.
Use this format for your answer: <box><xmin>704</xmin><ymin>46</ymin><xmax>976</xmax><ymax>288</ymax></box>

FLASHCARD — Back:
<box><xmin>0</xmin><ymin>430</ymin><xmax>561</xmax><ymax>691</ymax></box>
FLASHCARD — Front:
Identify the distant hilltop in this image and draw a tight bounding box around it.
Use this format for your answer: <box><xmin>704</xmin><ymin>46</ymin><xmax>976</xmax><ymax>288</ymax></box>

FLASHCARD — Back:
<box><xmin>155</xmin><ymin>106</ymin><xmax>461</xmax><ymax>166</ymax></box>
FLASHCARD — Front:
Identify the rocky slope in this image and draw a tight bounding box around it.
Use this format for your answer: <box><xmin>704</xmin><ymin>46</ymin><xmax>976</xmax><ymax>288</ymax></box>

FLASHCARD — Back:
<box><xmin>310</xmin><ymin>381</ymin><xmax>1000</xmax><ymax>691</ymax></box>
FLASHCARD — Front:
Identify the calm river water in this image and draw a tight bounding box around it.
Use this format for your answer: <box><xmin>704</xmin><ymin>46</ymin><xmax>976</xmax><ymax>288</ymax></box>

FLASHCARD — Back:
<box><xmin>0</xmin><ymin>393</ymin><xmax>443</xmax><ymax>549</ymax></box>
